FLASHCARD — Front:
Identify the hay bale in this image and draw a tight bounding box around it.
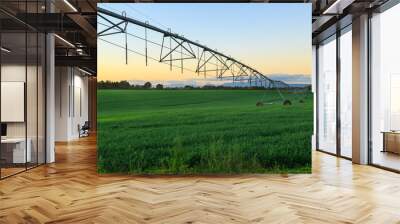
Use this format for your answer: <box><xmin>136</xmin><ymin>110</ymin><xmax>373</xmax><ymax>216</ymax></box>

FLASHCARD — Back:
<box><xmin>283</xmin><ymin>99</ymin><xmax>292</xmax><ymax>106</ymax></box>
<box><xmin>256</xmin><ymin>101</ymin><xmax>264</xmax><ymax>107</ymax></box>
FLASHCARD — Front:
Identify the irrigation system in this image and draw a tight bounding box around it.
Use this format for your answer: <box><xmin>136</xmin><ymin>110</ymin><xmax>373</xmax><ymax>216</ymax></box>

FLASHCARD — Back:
<box><xmin>97</xmin><ymin>6</ymin><xmax>289</xmax><ymax>89</ymax></box>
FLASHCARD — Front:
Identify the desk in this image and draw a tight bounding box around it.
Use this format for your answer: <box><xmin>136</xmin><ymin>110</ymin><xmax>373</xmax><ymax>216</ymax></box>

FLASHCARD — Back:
<box><xmin>1</xmin><ymin>138</ymin><xmax>31</xmax><ymax>163</ymax></box>
<box><xmin>382</xmin><ymin>131</ymin><xmax>400</xmax><ymax>154</ymax></box>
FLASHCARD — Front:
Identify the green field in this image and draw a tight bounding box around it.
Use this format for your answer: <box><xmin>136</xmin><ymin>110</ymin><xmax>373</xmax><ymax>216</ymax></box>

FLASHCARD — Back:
<box><xmin>97</xmin><ymin>89</ymin><xmax>313</xmax><ymax>174</ymax></box>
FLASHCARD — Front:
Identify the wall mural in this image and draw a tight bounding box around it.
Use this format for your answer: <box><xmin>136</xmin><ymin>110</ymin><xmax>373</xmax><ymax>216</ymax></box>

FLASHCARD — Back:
<box><xmin>97</xmin><ymin>3</ymin><xmax>313</xmax><ymax>174</ymax></box>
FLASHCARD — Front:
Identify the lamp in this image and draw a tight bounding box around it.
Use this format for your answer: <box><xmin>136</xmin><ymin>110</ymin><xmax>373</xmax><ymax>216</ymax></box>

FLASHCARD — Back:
<box><xmin>63</xmin><ymin>0</ymin><xmax>78</xmax><ymax>12</ymax></box>
<box><xmin>54</xmin><ymin>34</ymin><xmax>75</xmax><ymax>48</ymax></box>
<box><xmin>1</xmin><ymin>47</ymin><xmax>11</xmax><ymax>53</ymax></box>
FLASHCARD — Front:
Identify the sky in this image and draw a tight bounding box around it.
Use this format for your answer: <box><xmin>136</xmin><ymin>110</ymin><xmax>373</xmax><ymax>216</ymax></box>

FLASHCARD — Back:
<box><xmin>98</xmin><ymin>3</ymin><xmax>312</xmax><ymax>84</ymax></box>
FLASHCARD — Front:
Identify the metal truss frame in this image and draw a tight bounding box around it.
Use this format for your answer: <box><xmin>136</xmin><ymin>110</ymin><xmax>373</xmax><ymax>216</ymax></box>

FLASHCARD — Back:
<box><xmin>97</xmin><ymin>7</ymin><xmax>289</xmax><ymax>89</ymax></box>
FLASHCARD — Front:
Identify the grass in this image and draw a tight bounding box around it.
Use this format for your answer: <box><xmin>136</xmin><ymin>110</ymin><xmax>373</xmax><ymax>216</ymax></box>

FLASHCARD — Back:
<box><xmin>97</xmin><ymin>89</ymin><xmax>313</xmax><ymax>174</ymax></box>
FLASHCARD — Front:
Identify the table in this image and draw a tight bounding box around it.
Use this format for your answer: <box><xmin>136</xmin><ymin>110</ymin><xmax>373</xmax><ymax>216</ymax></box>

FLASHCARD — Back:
<box><xmin>382</xmin><ymin>131</ymin><xmax>400</xmax><ymax>154</ymax></box>
<box><xmin>1</xmin><ymin>138</ymin><xmax>31</xmax><ymax>163</ymax></box>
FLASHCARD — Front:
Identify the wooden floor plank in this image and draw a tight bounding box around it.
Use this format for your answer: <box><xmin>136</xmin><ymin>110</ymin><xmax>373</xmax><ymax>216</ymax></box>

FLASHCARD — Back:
<box><xmin>0</xmin><ymin>135</ymin><xmax>400</xmax><ymax>223</ymax></box>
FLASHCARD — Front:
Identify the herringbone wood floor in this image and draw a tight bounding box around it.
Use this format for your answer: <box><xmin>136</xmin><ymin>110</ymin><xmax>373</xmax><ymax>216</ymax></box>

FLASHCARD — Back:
<box><xmin>1</xmin><ymin>135</ymin><xmax>400</xmax><ymax>224</ymax></box>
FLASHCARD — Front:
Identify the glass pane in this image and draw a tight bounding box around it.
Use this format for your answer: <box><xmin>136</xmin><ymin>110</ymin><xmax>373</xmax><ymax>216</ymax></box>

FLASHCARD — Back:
<box><xmin>27</xmin><ymin>31</ymin><xmax>38</xmax><ymax>169</ymax></box>
<box><xmin>1</xmin><ymin>30</ymin><xmax>27</xmax><ymax>177</ymax></box>
<box><xmin>340</xmin><ymin>29</ymin><xmax>352</xmax><ymax>158</ymax></box>
<box><xmin>371</xmin><ymin>4</ymin><xmax>400</xmax><ymax>171</ymax></box>
<box><xmin>318</xmin><ymin>36</ymin><xmax>337</xmax><ymax>154</ymax></box>
<box><xmin>38</xmin><ymin>32</ymin><xmax>45</xmax><ymax>165</ymax></box>
<box><xmin>0</xmin><ymin>1</ymin><xmax>46</xmax><ymax>178</ymax></box>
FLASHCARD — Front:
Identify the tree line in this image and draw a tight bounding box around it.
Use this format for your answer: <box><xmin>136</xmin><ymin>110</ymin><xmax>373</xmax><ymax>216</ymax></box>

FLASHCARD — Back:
<box><xmin>97</xmin><ymin>80</ymin><xmax>164</xmax><ymax>89</ymax></box>
<box><xmin>97</xmin><ymin>80</ymin><xmax>311</xmax><ymax>91</ymax></box>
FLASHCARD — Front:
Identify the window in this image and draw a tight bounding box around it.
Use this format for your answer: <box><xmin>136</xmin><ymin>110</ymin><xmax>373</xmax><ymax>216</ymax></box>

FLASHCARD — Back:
<box><xmin>339</xmin><ymin>27</ymin><xmax>352</xmax><ymax>158</ymax></box>
<box><xmin>0</xmin><ymin>1</ymin><xmax>46</xmax><ymax>179</ymax></box>
<box><xmin>371</xmin><ymin>3</ymin><xmax>400</xmax><ymax>171</ymax></box>
<box><xmin>317</xmin><ymin>35</ymin><xmax>337</xmax><ymax>154</ymax></box>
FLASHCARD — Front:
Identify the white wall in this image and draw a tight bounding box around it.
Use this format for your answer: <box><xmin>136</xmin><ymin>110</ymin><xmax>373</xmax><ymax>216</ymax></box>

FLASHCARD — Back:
<box><xmin>1</xmin><ymin>63</ymin><xmax>46</xmax><ymax>164</ymax></box>
<box><xmin>55</xmin><ymin>67</ymin><xmax>89</xmax><ymax>141</ymax></box>
<box><xmin>72</xmin><ymin>72</ymin><xmax>89</xmax><ymax>138</ymax></box>
<box><xmin>1</xmin><ymin>65</ymin><xmax>40</xmax><ymax>138</ymax></box>
<box><xmin>55</xmin><ymin>67</ymin><xmax>70</xmax><ymax>141</ymax></box>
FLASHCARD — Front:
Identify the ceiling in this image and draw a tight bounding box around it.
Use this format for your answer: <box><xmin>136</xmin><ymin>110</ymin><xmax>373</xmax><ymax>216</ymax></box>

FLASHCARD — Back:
<box><xmin>0</xmin><ymin>0</ymin><xmax>97</xmax><ymax>74</ymax></box>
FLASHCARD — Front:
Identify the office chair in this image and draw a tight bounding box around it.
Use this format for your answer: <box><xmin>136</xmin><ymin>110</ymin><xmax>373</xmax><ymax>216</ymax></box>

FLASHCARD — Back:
<box><xmin>79</xmin><ymin>121</ymin><xmax>90</xmax><ymax>138</ymax></box>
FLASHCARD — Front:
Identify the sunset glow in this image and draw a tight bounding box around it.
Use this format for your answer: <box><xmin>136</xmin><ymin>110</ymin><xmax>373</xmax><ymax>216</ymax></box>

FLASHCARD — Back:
<box><xmin>98</xmin><ymin>3</ymin><xmax>311</xmax><ymax>84</ymax></box>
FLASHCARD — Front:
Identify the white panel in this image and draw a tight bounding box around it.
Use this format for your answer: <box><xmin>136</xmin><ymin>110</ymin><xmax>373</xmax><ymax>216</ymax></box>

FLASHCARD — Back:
<box><xmin>55</xmin><ymin>68</ymin><xmax>89</xmax><ymax>141</ymax></box>
<box><xmin>1</xmin><ymin>82</ymin><xmax>25</xmax><ymax>122</ymax></box>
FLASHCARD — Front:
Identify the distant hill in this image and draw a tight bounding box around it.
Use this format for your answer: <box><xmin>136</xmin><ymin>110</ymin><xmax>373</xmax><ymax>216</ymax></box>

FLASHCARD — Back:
<box><xmin>124</xmin><ymin>74</ymin><xmax>311</xmax><ymax>88</ymax></box>
<box><xmin>288</xmin><ymin>83</ymin><xmax>310</xmax><ymax>88</ymax></box>
<box><xmin>268</xmin><ymin>74</ymin><xmax>311</xmax><ymax>85</ymax></box>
